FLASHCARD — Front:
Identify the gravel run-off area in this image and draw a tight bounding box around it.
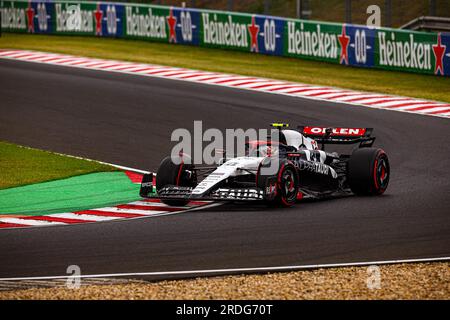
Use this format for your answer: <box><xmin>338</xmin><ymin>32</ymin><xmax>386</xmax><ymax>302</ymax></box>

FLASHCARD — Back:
<box><xmin>1</xmin><ymin>262</ymin><xmax>448</xmax><ymax>300</ymax></box>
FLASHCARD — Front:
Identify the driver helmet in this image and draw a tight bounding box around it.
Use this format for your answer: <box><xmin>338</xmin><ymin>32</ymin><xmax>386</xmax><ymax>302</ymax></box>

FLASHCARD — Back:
<box><xmin>258</xmin><ymin>145</ymin><xmax>279</xmax><ymax>157</ymax></box>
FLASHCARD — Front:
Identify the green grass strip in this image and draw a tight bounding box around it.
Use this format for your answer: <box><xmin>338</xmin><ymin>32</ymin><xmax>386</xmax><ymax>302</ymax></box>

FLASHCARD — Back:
<box><xmin>0</xmin><ymin>171</ymin><xmax>141</xmax><ymax>216</ymax></box>
<box><xmin>0</xmin><ymin>141</ymin><xmax>116</xmax><ymax>190</ymax></box>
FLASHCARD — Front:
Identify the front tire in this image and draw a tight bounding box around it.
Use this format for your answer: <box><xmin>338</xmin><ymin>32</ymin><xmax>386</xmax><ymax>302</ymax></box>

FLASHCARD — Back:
<box><xmin>156</xmin><ymin>156</ymin><xmax>195</xmax><ymax>206</ymax></box>
<box><xmin>257</xmin><ymin>159</ymin><xmax>299</xmax><ymax>207</ymax></box>
<box><xmin>277</xmin><ymin>163</ymin><xmax>299</xmax><ymax>207</ymax></box>
<box><xmin>347</xmin><ymin>148</ymin><xmax>390</xmax><ymax>195</ymax></box>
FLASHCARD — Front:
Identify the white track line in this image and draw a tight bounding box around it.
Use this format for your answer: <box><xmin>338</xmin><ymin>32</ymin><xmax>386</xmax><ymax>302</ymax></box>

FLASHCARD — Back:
<box><xmin>48</xmin><ymin>151</ymin><xmax>151</xmax><ymax>174</ymax></box>
<box><xmin>0</xmin><ymin>201</ymin><xmax>222</xmax><ymax>230</ymax></box>
<box><xmin>417</xmin><ymin>106</ymin><xmax>450</xmax><ymax>113</ymax></box>
<box><xmin>0</xmin><ymin>256</ymin><xmax>448</xmax><ymax>281</ymax></box>
<box><xmin>390</xmin><ymin>104</ymin><xmax>448</xmax><ymax>111</ymax></box>
<box><xmin>49</xmin><ymin>213</ymin><xmax>120</xmax><ymax>222</ymax></box>
<box><xmin>0</xmin><ymin>147</ymin><xmax>216</xmax><ymax>230</ymax></box>
<box><xmin>0</xmin><ymin>218</ymin><xmax>64</xmax><ymax>226</ymax></box>
<box><xmin>332</xmin><ymin>94</ymin><xmax>380</xmax><ymax>101</ymax></box>
<box><xmin>11</xmin><ymin>144</ymin><xmax>150</xmax><ymax>174</ymax></box>
<box><xmin>92</xmin><ymin>207</ymin><xmax>169</xmax><ymax>215</ymax></box>
<box><xmin>128</xmin><ymin>201</ymin><xmax>188</xmax><ymax>209</ymax></box>
<box><xmin>372</xmin><ymin>100</ymin><xmax>430</xmax><ymax>107</ymax></box>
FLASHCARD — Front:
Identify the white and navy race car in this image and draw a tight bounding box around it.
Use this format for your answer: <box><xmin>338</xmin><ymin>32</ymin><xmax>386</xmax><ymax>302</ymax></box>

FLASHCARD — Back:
<box><xmin>140</xmin><ymin>124</ymin><xmax>390</xmax><ymax>207</ymax></box>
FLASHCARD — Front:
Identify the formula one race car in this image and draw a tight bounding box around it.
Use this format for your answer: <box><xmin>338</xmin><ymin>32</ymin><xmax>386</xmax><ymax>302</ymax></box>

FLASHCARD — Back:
<box><xmin>140</xmin><ymin>124</ymin><xmax>390</xmax><ymax>207</ymax></box>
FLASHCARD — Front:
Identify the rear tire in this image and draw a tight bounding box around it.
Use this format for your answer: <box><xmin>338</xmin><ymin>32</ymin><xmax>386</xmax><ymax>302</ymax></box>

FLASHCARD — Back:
<box><xmin>156</xmin><ymin>156</ymin><xmax>194</xmax><ymax>206</ymax></box>
<box><xmin>347</xmin><ymin>148</ymin><xmax>390</xmax><ymax>195</ymax></box>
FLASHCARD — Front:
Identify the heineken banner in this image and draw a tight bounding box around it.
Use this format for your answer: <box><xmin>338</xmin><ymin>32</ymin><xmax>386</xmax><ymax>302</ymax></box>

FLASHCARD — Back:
<box><xmin>1</xmin><ymin>0</ymin><xmax>448</xmax><ymax>76</ymax></box>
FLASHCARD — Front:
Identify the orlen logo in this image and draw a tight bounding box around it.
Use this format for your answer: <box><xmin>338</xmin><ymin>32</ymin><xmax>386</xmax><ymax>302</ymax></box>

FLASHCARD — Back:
<box><xmin>305</xmin><ymin>127</ymin><xmax>366</xmax><ymax>136</ymax></box>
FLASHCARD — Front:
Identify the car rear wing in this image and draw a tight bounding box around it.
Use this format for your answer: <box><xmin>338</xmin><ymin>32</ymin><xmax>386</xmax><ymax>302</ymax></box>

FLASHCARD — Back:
<box><xmin>298</xmin><ymin>126</ymin><xmax>375</xmax><ymax>149</ymax></box>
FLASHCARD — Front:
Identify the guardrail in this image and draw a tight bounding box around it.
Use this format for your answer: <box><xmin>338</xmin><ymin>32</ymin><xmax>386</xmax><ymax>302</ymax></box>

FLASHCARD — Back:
<box><xmin>1</xmin><ymin>0</ymin><xmax>449</xmax><ymax>76</ymax></box>
<box><xmin>401</xmin><ymin>16</ymin><xmax>450</xmax><ymax>33</ymax></box>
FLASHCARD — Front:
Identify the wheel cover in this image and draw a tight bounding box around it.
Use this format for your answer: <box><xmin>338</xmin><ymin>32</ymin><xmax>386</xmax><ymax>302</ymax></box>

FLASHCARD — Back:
<box><xmin>281</xmin><ymin>168</ymin><xmax>297</xmax><ymax>201</ymax></box>
<box><xmin>375</xmin><ymin>156</ymin><xmax>389</xmax><ymax>190</ymax></box>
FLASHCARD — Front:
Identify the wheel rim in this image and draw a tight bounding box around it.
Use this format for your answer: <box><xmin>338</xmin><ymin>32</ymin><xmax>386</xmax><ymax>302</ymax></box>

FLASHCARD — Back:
<box><xmin>281</xmin><ymin>168</ymin><xmax>297</xmax><ymax>202</ymax></box>
<box><xmin>374</xmin><ymin>156</ymin><xmax>389</xmax><ymax>191</ymax></box>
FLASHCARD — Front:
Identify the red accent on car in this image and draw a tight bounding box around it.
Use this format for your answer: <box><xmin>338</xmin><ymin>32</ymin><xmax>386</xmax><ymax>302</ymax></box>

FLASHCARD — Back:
<box><xmin>247</xmin><ymin>140</ymin><xmax>281</xmax><ymax>146</ymax></box>
<box><xmin>277</xmin><ymin>161</ymin><xmax>298</xmax><ymax>206</ymax></box>
<box><xmin>373</xmin><ymin>158</ymin><xmax>380</xmax><ymax>191</ymax></box>
<box><xmin>255</xmin><ymin>161</ymin><xmax>262</xmax><ymax>187</ymax></box>
<box><xmin>277</xmin><ymin>164</ymin><xmax>286</xmax><ymax>185</ymax></box>
<box><xmin>176</xmin><ymin>162</ymin><xmax>184</xmax><ymax>186</ymax></box>
<box><xmin>373</xmin><ymin>150</ymin><xmax>388</xmax><ymax>194</ymax></box>
<box><xmin>381</xmin><ymin>165</ymin><xmax>386</xmax><ymax>180</ymax></box>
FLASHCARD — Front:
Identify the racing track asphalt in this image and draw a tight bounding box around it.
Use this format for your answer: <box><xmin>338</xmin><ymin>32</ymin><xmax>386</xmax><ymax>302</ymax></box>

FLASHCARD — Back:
<box><xmin>0</xmin><ymin>59</ymin><xmax>449</xmax><ymax>279</ymax></box>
